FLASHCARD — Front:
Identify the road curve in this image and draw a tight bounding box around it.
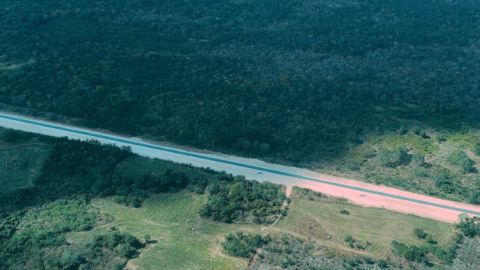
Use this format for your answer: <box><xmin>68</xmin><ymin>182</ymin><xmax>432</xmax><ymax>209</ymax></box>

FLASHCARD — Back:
<box><xmin>0</xmin><ymin>111</ymin><xmax>479</xmax><ymax>223</ymax></box>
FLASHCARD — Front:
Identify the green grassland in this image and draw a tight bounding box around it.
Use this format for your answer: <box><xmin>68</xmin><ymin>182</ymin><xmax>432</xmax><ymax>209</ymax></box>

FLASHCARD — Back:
<box><xmin>276</xmin><ymin>188</ymin><xmax>456</xmax><ymax>260</ymax></box>
<box><xmin>70</xmin><ymin>192</ymin><xmax>260</xmax><ymax>270</ymax></box>
<box><xmin>68</xmin><ymin>187</ymin><xmax>457</xmax><ymax>269</ymax></box>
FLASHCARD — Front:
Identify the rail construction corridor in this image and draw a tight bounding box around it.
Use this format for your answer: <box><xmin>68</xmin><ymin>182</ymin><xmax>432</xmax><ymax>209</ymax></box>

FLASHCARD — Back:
<box><xmin>1</xmin><ymin>111</ymin><xmax>479</xmax><ymax>223</ymax></box>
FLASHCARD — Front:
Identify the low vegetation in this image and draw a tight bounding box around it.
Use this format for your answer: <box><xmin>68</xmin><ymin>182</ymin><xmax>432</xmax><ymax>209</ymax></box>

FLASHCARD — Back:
<box><xmin>457</xmin><ymin>217</ymin><xmax>480</xmax><ymax>238</ymax></box>
<box><xmin>449</xmin><ymin>150</ymin><xmax>477</xmax><ymax>173</ymax></box>
<box><xmin>222</xmin><ymin>232</ymin><xmax>270</xmax><ymax>258</ymax></box>
<box><xmin>377</xmin><ymin>145</ymin><xmax>411</xmax><ymax>168</ymax></box>
<box><xmin>452</xmin><ymin>238</ymin><xmax>480</xmax><ymax>269</ymax></box>
<box><xmin>277</xmin><ymin>188</ymin><xmax>458</xmax><ymax>268</ymax></box>
<box><xmin>0</xmin><ymin>199</ymin><xmax>144</xmax><ymax>270</ymax></box>
<box><xmin>390</xmin><ymin>234</ymin><xmax>460</xmax><ymax>266</ymax></box>
<box><xmin>89</xmin><ymin>193</ymin><xmax>254</xmax><ymax>270</ymax></box>
<box><xmin>327</xmin><ymin>130</ymin><xmax>480</xmax><ymax>204</ymax></box>
<box><xmin>223</xmin><ymin>233</ymin><xmax>399</xmax><ymax>270</ymax></box>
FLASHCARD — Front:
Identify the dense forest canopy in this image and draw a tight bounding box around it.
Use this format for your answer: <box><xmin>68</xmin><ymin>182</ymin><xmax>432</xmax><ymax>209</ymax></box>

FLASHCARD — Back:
<box><xmin>1</xmin><ymin>0</ymin><xmax>480</xmax><ymax>164</ymax></box>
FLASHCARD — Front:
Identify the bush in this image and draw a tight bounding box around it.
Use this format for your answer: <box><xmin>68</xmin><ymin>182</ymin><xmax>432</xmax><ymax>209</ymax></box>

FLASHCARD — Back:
<box><xmin>89</xmin><ymin>230</ymin><xmax>144</xmax><ymax>259</ymax></box>
<box><xmin>448</xmin><ymin>150</ymin><xmax>477</xmax><ymax>173</ymax></box>
<box><xmin>457</xmin><ymin>217</ymin><xmax>480</xmax><ymax>237</ymax></box>
<box><xmin>474</xmin><ymin>143</ymin><xmax>480</xmax><ymax>156</ymax></box>
<box><xmin>377</xmin><ymin>146</ymin><xmax>411</xmax><ymax>168</ymax></box>
<box><xmin>414</xmin><ymin>228</ymin><xmax>428</xmax><ymax>239</ymax></box>
<box><xmin>433</xmin><ymin>171</ymin><xmax>456</xmax><ymax>193</ymax></box>
<box><xmin>222</xmin><ymin>232</ymin><xmax>269</xmax><ymax>258</ymax></box>
<box><xmin>391</xmin><ymin>241</ymin><xmax>428</xmax><ymax>264</ymax></box>
<box><xmin>469</xmin><ymin>191</ymin><xmax>480</xmax><ymax>205</ymax></box>
<box><xmin>344</xmin><ymin>235</ymin><xmax>370</xmax><ymax>250</ymax></box>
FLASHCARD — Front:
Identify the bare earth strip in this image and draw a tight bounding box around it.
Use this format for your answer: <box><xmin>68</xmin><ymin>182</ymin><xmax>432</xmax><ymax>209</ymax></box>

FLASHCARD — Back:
<box><xmin>0</xmin><ymin>111</ymin><xmax>479</xmax><ymax>223</ymax></box>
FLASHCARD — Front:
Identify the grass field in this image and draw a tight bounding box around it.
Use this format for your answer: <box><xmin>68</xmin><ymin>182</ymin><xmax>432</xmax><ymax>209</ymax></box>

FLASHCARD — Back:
<box><xmin>84</xmin><ymin>192</ymin><xmax>262</xmax><ymax>270</ymax></box>
<box><xmin>67</xmin><ymin>187</ymin><xmax>457</xmax><ymax>269</ymax></box>
<box><xmin>276</xmin><ymin>188</ymin><xmax>456</xmax><ymax>259</ymax></box>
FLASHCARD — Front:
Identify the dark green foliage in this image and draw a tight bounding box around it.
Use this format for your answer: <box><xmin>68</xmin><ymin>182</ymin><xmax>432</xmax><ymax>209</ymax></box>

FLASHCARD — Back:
<box><xmin>391</xmin><ymin>230</ymin><xmax>460</xmax><ymax>267</ymax></box>
<box><xmin>0</xmin><ymin>199</ymin><xmax>143</xmax><ymax>270</ymax></box>
<box><xmin>433</xmin><ymin>171</ymin><xmax>456</xmax><ymax>193</ymax></box>
<box><xmin>0</xmin><ymin>139</ymin><xmax>200</xmax><ymax>211</ymax></box>
<box><xmin>250</xmin><ymin>234</ymin><xmax>400</xmax><ymax>270</ymax></box>
<box><xmin>1</xmin><ymin>200</ymin><xmax>97</xmax><ymax>252</ymax></box>
<box><xmin>377</xmin><ymin>146</ymin><xmax>411</xmax><ymax>168</ymax></box>
<box><xmin>222</xmin><ymin>232</ymin><xmax>269</xmax><ymax>258</ymax></box>
<box><xmin>391</xmin><ymin>241</ymin><xmax>429</xmax><ymax>264</ymax></box>
<box><xmin>448</xmin><ymin>150</ymin><xmax>477</xmax><ymax>173</ymax></box>
<box><xmin>469</xmin><ymin>191</ymin><xmax>480</xmax><ymax>205</ymax></box>
<box><xmin>414</xmin><ymin>228</ymin><xmax>428</xmax><ymax>239</ymax></box>
<box><xmin>144</xmin><ymin>234</ymin><xmax>156</xmax><ymax>244</ymax></box>
<box><xmin>0</xmin><ymin>129</ymin><xmax>35</xmax><ymax>143</ymax></box>
<box><xmin>89</xmin><ymin>230</ymin><xmax>144</xmax><ymax>259</ymax></box>
<box><xmin>340</xmin><ymin>209</ymin><xmax>350</xmax><ymax>215</ymax></box>
<box><xmin>474</xmin><ymin>143</ymin><xmax>480</xmax><ymax>156</ymax></box>
<box><xmin>2</xmin><ymin>0</ymin><xmax>480</xmax><ymax>167</ymax></box>
<box><xmin>344</xmin><ymin>235</ymin><xmax>370</xmax><ymax>250</ymax></box>
<box><xmin>457</xmin><ymin>217</ymin><xmax>480</xmax><ymax>238</ymax></box>
<box><xmin>200</xmin><ymin>175</ymin><xmax>286</xmax><ymax>224</ymax></box>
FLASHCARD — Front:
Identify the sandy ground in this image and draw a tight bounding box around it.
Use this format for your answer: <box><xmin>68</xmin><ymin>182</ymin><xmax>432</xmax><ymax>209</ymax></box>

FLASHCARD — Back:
<box><xmin>1</xmin><ymin>111</ymin><xmax>479</xmax><ymax>223</ymax></box>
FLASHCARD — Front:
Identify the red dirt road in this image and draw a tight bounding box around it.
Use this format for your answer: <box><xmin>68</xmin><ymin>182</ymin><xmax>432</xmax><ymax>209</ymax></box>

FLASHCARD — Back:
<box><xmin>291</xmin><ymin>172</ymin><xmax>480</xmax><ymax>223</ymax></box>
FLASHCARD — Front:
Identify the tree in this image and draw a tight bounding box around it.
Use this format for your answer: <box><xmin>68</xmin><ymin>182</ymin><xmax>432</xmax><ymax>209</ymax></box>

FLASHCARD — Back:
<box><xmin>457</xmin><ymin>217</ymin><xmax>480</xmax><ymax>237</ymax></box>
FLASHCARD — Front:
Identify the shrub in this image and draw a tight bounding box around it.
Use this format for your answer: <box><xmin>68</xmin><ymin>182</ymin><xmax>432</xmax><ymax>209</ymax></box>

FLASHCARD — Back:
<box><xmin>414</xmin><ymin>228</ymin><xmax>428</xmax><ymax>239</ymax></box>
<box><xmin>89</xmin><ymin>231</ymin><xmax>144</xmax><ymax>259</ymax></box>
<box><xmin>391</xmin><ymin>241</ymin><xmax>428</xmax><ymax>264</ymax></box>
<box><xmin>457</xmin><ymin>217</ymin><xmax>480</xmax><ymax>237</ymax></box>
<box><xmin>433</xmin><ymin>172</ymin><xmax>456</xmax><ymax>193</ymax></box>
<box><xmin>222</xmin><ymin>232</ymin><xmax>269</xmax><ymax>258</ymax></box>
<box><xmin>344</xmin><ymin>235</ymin><xmax>369</xmax><ymax>250</ymax></box>
<box><xmin>448</xmin><ymin>150</ymin><xmax>477</xmax><ymax>173</ymax></box>
<box><xmin>377</xmin><ymin>146</ymin><xmax>411</xmax><ymax>168</ymax></box>
<box><xmin>474</xmin><ymin>143</ymin><xmax>480</xmax><ymax>156</ymax></box>
<box><xmin>469</xmin><ymin>191</ymin><xmax>480</xmax><ymax>205</ymax></box>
